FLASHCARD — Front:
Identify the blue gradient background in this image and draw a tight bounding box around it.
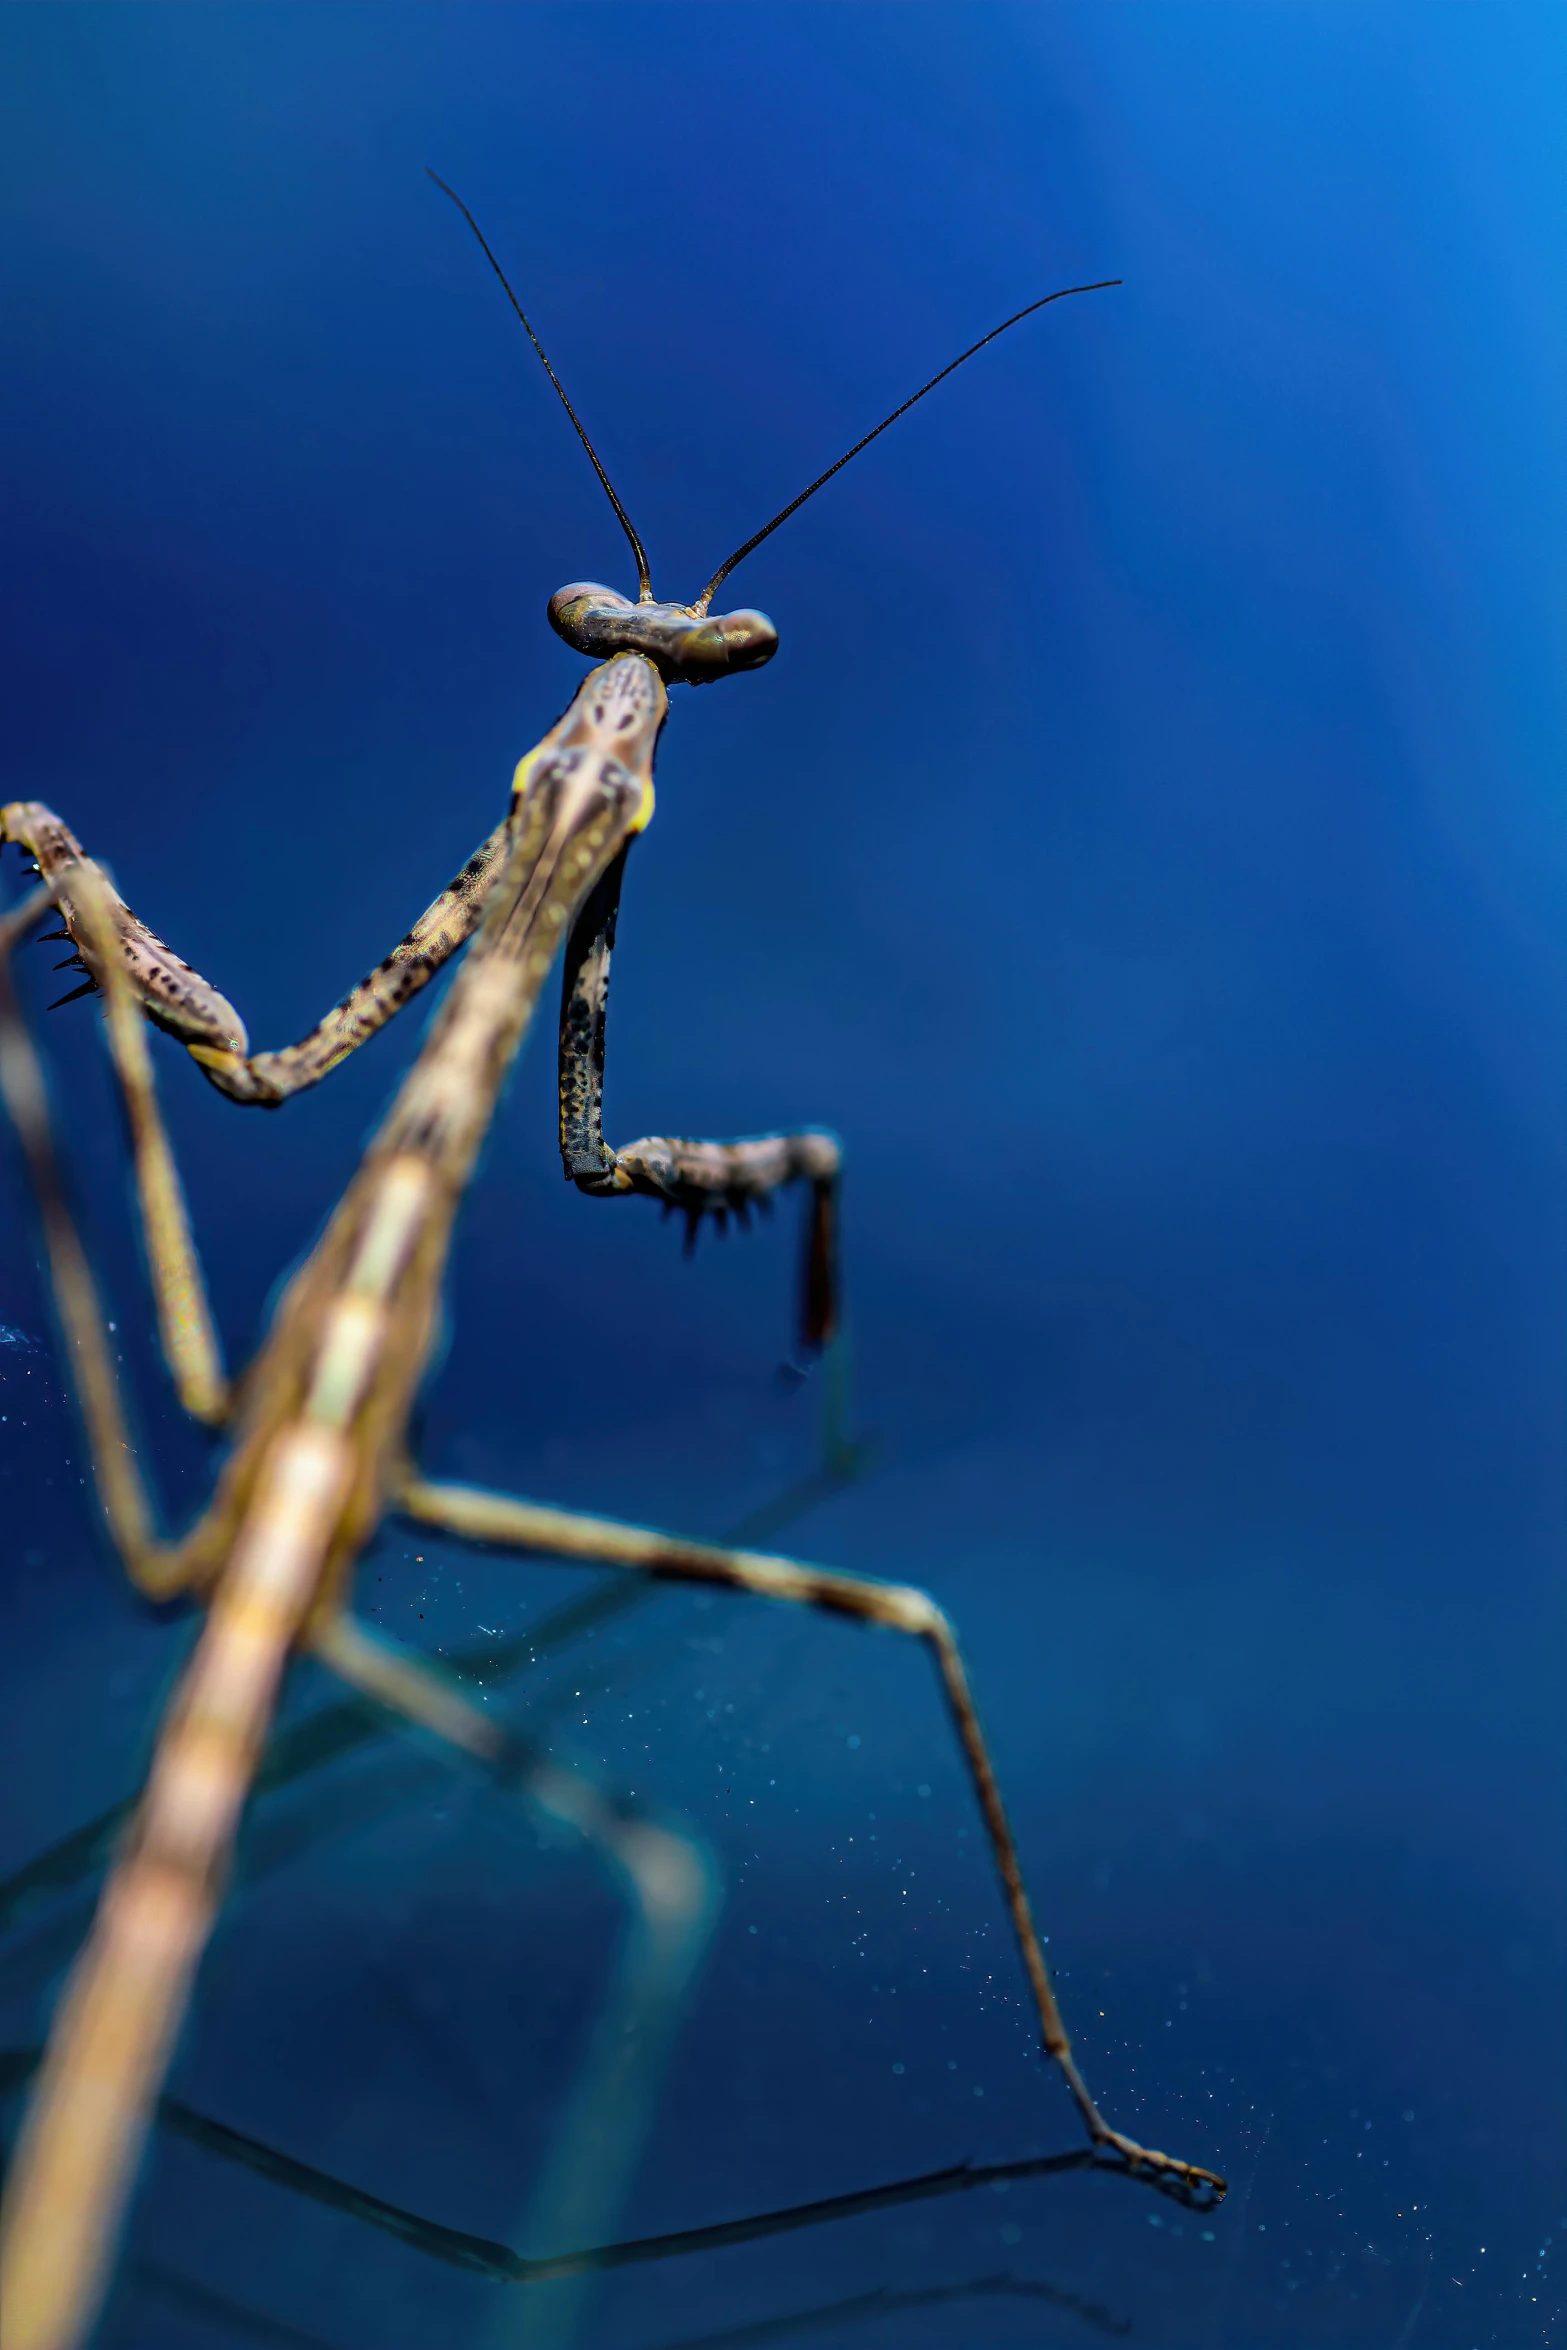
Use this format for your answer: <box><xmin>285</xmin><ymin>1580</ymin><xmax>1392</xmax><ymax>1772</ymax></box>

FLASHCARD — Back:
<box><xmin>1</xmin><ymin>7</ymin><xmax>1564</xmax><ymax>2347</ymax></box>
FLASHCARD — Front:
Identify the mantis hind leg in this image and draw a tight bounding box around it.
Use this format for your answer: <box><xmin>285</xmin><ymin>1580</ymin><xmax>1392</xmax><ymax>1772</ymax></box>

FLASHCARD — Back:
<box><xmin>392</xmin><ymin>1470</ymin><xmax>1227</xmax><ymax>2211</ymax></box>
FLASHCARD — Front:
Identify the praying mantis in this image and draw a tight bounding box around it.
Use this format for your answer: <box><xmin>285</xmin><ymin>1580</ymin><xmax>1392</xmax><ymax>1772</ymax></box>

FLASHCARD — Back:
<box><xmin>0</xmin><ymin>174</ymin><xmax>1226</xmax><ymax>2350</ymax></box>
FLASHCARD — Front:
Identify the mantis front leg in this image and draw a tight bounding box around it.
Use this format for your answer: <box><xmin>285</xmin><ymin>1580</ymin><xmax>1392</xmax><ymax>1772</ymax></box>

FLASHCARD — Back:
<box><xmin>1</xmin><ymin>799</ymin><xmax>514</xmax><ymax>1106</ymax></box>
<box><xmin>558</xmin><ymin>846</ymin><xmax>843</xmax><ymax>1355</ymax></box>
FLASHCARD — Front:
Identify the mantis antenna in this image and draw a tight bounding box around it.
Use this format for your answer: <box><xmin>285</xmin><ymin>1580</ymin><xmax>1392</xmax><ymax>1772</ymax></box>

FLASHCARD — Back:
<box><xmin>428</xmin><ymin>169</ymin><xmax>1119</xmax><ymax>625</ymax></box>
<box><xmin>693</xmin><ymin>274</ymin><xmax>1122</xmax><ymax>613</ymax></box>
<box><xmin>426</xmin><ymin>168</ymin><xmax>656</xmax><ymax>604</ymax></box>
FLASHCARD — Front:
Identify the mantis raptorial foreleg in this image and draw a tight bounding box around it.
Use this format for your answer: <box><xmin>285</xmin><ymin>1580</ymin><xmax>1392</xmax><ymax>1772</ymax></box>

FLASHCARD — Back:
<box><xmin>0</xmin><ymin>798</ymin><xmax>515</xmax><ymax>1106</ymax></box>
<box><xmin>393</xmin><ymin>1470</ymin><xmax>1226</xmax><ymax>2209</ymax></box>
<box><xmin>5</xmin><ymin>792</ymin><xmax>845</xmax><ymax>1360</ymax></box>
<box><xmin>557</xmin><ymin>846</ymin><xmax>843</xmax><ymax>1352</ymax></box>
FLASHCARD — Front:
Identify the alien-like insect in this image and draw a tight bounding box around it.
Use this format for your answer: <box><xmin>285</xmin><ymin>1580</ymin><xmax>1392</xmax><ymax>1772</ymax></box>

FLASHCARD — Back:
<box><xmin>0</xmin><ymin>175</ymin><xmax>1221</xmax><ymax>2350</ymax></box>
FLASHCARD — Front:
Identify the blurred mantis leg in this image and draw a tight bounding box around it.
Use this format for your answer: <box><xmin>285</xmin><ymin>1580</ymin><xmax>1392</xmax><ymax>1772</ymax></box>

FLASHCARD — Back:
<box><xmin>310</xmin><ymin>1612</ymin><xmax>720</xmax><ymax>2350</ymax></box>
<box><xmin>395</xmin><ymin>1473</ymin><xmax>1226</xmax><ymax>2207</ymax></box>
<box><xmin>0</xmin><ymin>888</ymin><xmax>194</xmax><ymax>1597</ymax></box>
<box><xmin>309</xmin><ymin>1609</ymin><xmax>513</xmax><ymax>1767</ymax></box>
<box><xmin>492</xmin><ymin>1825</ymin><xmax>718</xmax><ymax>2350</ymax></box>
<box><xmin>63</xmin><ymin>865</ymin><xmax>228</xmax><ymax>1423</ymax></box>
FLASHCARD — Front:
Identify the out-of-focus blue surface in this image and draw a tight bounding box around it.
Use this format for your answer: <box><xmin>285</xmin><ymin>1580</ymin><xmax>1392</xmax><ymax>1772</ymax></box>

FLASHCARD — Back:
<box><xmin>1</xmin><ymin>7</ymin><xmax>1564</xmax><ymax>2346</ymax></box>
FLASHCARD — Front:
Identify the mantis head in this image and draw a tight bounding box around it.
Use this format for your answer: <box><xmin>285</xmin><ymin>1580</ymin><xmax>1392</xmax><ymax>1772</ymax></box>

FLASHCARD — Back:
<box><xmin>547</xmin><ymin>585</ymin><xmax>778</xmax><ymax>687</ymax></box>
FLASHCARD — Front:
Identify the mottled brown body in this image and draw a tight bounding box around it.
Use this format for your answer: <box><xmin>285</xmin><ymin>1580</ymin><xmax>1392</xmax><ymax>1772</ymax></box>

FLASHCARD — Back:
<box><xmin>181</xmin><ymin>677</ymin><xmax>660</xmax><ymax>1599</ymax></box>
<box><xmin>0</xmin><ymin>657</ymin><xmax>669</xmax><ymax>2348</ymax></box>
<box><xmin>0</xmin><ymin>645</ymin><xmax>1220</xmax><ymax>2350</ymax></box>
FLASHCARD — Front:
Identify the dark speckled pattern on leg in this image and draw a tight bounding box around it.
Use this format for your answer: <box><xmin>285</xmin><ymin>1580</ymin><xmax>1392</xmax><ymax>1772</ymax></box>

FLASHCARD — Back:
<box><xmin>1</xmin><ymin>800</ymin><xmax>516</xmax><ymax>1108</ymax></box>
<box><xmin>556</xmin><ymin>843</ymin><xmax>842</xmax><ymax>1349</ymax></box>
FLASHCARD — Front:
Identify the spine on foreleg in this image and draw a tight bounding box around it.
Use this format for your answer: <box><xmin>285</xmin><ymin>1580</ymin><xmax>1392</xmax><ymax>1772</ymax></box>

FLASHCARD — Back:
<box><xmin>0</xmin><ymin>800</ymin><xmax>251</xmax><ymax>1072</ymax></box>
<box><xmin>0</xmin><ymin>1425</ymin><xmax>352</xmax><ymax>2350</ymax></box>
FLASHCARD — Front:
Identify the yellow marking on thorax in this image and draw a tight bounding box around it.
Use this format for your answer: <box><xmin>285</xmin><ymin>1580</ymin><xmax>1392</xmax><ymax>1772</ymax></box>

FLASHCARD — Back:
<box><xmin>510</xmin><ymin>745</ymin><xmax>548</xmax><ymax>803</ymax></box>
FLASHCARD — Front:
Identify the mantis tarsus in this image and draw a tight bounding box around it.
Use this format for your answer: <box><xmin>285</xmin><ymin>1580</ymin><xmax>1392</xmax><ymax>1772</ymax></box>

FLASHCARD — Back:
<box><xmin>0</xmin><ymin>174</ymin><xmax>1225</xmax><ymax>2350</ymax></box>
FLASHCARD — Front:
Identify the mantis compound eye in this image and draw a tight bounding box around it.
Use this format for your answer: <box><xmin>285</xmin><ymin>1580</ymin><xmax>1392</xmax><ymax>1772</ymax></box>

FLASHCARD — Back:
<box><xmin>548</xmin><ymin>583</ymin><xmax>778</xmax><ymax>685</ymax></box>
<box><xmin>683</xmin><ymin>604</ymin><xmax>779</xmax><ymax>678</ymax></box>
